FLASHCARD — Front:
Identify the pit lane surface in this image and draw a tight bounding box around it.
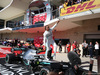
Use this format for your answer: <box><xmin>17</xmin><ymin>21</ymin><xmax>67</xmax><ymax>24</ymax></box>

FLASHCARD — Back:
<box><xmin>0</xmin><ymin>58</ymin><xmax>33</xmax><ymax>75</ymax></box>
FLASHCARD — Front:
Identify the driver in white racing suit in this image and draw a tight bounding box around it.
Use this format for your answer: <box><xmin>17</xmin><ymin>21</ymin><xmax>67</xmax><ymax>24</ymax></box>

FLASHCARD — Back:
<box><xmin>43</xmin><ymin>20</ymin><xmax>60</xmax><ymax>60</ymax></box>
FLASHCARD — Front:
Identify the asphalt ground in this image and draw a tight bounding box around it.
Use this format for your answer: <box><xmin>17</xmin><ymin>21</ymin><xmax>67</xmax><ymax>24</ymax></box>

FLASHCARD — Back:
<box><xmin>54</xmin><ymin>53</ymin><xmax>98</xmax><ymax>75</ymax></box>
<box><xmin>0</xmin><ymin>58</ymin><xmax>33</xmax><ymax>75</ymax></box>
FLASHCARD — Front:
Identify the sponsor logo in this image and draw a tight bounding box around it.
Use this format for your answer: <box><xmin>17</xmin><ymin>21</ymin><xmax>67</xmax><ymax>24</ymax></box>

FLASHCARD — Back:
<box><xmin>60</xmin><ymin>0</ymin><xmax>100</xmax><ymax>16</ymax></box>
<box><xmin>0</xmin><ymin>48</ymin><xmax>11</xmax><ymax>54</ymax></box>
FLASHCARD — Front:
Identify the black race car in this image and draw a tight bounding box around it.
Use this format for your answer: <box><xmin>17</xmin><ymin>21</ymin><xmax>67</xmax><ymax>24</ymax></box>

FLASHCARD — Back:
<box><xmin>22</xmin><ymin>49</ymin><xmax>71</xmax><ymax>75</ymax></box>
<box><xmin>5</xmin><ymin>48</ymin><xmax>86</xmax><ymax>75</ymax></box>
<box><xmin>22</xmin><ymin>50</ymin><xmax>86</xmax><ymax>75</ymax></box>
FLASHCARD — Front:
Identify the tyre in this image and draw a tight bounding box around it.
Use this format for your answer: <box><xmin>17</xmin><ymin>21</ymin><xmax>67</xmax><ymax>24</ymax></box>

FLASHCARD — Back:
<box><xmin>39</xmin><ymin>67</ymin><xmax>50</xmax><ymax>75</ymax></box>
<box><xmin>5</xmin><ymin>54</ymin><xmax>15</xmax><ymax>63</ymax></box>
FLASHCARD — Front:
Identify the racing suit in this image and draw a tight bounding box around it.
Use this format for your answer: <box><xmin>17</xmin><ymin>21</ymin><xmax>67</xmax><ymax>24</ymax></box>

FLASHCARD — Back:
<box><xmin>43</xmin><ymin>23</ymin><xmax>57</xmax><ymax>59</ymax></box>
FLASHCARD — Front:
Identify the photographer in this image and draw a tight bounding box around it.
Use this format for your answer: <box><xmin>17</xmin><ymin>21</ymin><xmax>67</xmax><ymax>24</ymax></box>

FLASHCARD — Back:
<box><xmin>64</xmin><ymin>51</ymin><xmax>84</xmax><ymax>75</ymax></box>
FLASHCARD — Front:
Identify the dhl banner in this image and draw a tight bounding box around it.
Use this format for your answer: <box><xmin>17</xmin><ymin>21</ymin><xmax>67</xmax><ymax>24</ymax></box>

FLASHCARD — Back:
<box><xmin>60</xmin><ymin>0</ymin><xmax>100</xmax><ymax>16</ymax></box>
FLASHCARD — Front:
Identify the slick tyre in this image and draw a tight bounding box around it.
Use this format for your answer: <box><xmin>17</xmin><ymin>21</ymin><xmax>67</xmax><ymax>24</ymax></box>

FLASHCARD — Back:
<box><xmin>5</xmin><ymin>54</ymin><xmax>15</xmax><ymax>63</ymax></box>
<box><xmin>39</xmin><ymin>67</ymin><xmax>50</xmax><ymax>75</ymax></box>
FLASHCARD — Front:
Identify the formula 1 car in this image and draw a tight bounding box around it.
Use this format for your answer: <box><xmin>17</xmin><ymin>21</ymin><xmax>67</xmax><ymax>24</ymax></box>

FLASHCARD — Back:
<box><xmin>5</xmin><ymin>48</ymin><xmax>86</xmax><ymax>75</ymax></box>
<box><xmin>22</xmin><ymin>50</ymin><xmax>86</xmax><ymax>75</ymax></box>
<box><xmin>22</xmin><ymin>49</ymin><xmax>71</xmax><ymax>75</ymax></box>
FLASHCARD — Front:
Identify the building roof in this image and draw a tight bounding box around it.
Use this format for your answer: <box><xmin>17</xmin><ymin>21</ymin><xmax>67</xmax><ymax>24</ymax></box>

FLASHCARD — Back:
<box><xmin>0</xmin><ymin>27</ymin><xmax>12</xmax><ymax>33</ymax></box>
<box><xmin>0</xmin><ymin>0</ymin><xmax>62</xmax><ymax>20</ymax></box>
<box><xmin>0</xmin><ymin>0</ymin><xmax>32</xmax><ymax>20</ymax></box>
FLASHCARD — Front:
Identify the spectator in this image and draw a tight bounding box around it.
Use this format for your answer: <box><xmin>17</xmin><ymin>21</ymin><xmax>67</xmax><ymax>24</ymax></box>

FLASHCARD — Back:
<box><xmin>58</xmin><ymin>40</ymin><xmax>62</xmax><ymax>53</ymax></box>
<box><xmin>21</xmin><ymin>41</ymin><xmax>25</xmax><ymax>46</ymax></box>
<box><xmin>82</xmin><ymin>40</ymin><xmax>88</xmax><ymax>57</ymax></box>
<box><xmin>15</xmin><ymin>39</ymin><xmax>18</xmax><ymax>46</ymax></box>
<box><xmin>66</xmin><ymin>42</ymin><xmax>71</xmax><ymax>53</ymax></box>
<box><xmin>63</xmin><ymin>1</ymin><xmax>68</xmax><ymax>9</ymax></box>
<box><xmin>56</xmin><ymin>7</ymin><xmax>59</xmax><ymax>18</ymax></box>
<box><xmin>82</xmin><ymin>0</ymin><xmax>87</xmax><ymax>2</ymax></box>
<box><xmin>67</xmin><ymin>0</ymin><xmax>73</xmax><ymax>6</ymax></box>
<box><xmin>59</xmin><ymin>3</ymin><xmax>63</xmax><ymax>16</ymax></box>
<box><xmin>17</xmin><ymin>41</ymin><xmax>21</xmax><ymax>48</ymax></box>
<box><xmin>11</xmin><ymin>40</ymin><xmax>15</xmax><ymax>47</ymax></box>
<box><xmin>88</xmin><ymin>42</ymin><xmax>94</xmax><ymax>58</ymax></box>
<box><xmin>73</xmin><ymin>0</ymin><xmax>77</xmax><ymax>5</ymax></box>
<box><xmin>52</xmin><ymin>5</ymin><xmax>57</xmax><ymax>19</ymax></box>
<box><xmin>77</xmin><ymin>0</ymin><xmax>82</xmax><ymax>4</ymax></box>
<box><xmin>94</xmin><ymin>41</ymin><xmax>99</xmax><ymax>58</ymax></box>
<box><xmin>3</xmin><ymin>40</ymin><xmax>7</xmax><ymax>46</ymax></box>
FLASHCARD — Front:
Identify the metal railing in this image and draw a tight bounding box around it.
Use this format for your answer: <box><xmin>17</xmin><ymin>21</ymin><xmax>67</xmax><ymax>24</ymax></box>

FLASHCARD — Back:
<box><xmin>7</xmin><ymin>8</ymin><xmax>60</xmax><ymax>28</ymax></box>
<box><xmin>7</xmin><ymin>21</ymin><xmax>24</xmax><ymax>28</ymax></box>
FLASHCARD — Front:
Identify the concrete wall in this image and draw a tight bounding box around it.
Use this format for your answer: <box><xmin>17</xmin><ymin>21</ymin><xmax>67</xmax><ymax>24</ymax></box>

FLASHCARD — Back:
<box><xmin>53</xmin><ymin>18</ymin><xmax>100</xmax><ymax>44</ymax></box>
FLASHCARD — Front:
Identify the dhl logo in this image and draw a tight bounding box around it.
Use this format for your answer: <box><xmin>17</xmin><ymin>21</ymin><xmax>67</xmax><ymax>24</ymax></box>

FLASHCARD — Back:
<box><xmin>60</xmin><ymin>0</ymin><xmax>100</xmax><ymax>16</ymax></box>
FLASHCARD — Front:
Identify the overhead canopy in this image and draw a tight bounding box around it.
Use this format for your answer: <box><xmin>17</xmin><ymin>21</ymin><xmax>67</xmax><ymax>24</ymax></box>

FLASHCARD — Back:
<box><xmin>0</xmin><ymin>0</ymin><xmax>62</xmax><ymax>20</ymax></box>
<box><xmin>14</xmin><ymin>27</ymin><xmax>44</xmax><ymax>33</ymax></box>
<box><xmin>0</xmin><ymin>0</ymin><xmax>12</xmax><ymax>8</ymax></box>
<box><xmin>0</xmin><ymin>0</ymin><xmax>32</xmax><ymax>20</ymax></box>
<box><xmin>0</xmin><ymin>28</ymin><xmax>12</xmax><ymax>33</ymax></box>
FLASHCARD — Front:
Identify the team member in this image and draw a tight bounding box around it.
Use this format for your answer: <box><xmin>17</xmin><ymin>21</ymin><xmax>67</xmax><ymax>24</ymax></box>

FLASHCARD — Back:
<box><xmin>58</xmin><ymin>40</ymin><xmax>62</xmax><ymax>53</ymax></box>
<box><xmin>82</xmin><ymin>40</ymin><xmax>88</xmax><ymax>57</ymax></box>
<box><xmin>88</xmin><ymin>42</ymin><xmax>94</xmax><ymax>58</ymax></box>
<box><xmin>72</xmin><ymin>41</ymin><xmax>77</xmax><ymax>52</ymax></box>
<box><xmin>43</xmin><ymin>20</ymin><xmax>60</xmax><ymax>60</ymax></box>
<box><xmin>94</xmin><ymin>41</ymin><xmax>99</xmax><ymax>58</ymax></box>
<box><xmin>66</xmin><ymin>42</ymin><xmax>71</xmax><ymax>53</ymax></box>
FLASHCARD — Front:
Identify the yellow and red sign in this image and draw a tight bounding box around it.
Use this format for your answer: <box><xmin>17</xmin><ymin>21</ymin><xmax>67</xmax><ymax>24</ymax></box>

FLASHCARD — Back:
<box><xmin>60</xmin><ymin>0</ymin><xmax>100</xmax><ymax>16</ymax></box>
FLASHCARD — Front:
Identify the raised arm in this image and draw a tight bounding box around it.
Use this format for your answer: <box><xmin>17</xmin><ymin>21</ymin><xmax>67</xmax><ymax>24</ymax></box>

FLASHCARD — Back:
<box><xmin>43</xmin><ymin>34</ymin><xmax>46</xmax><ymax>46</ymax></box>
<box><xmin>50</xmin><ymin>20</ymin><xmax>60</xmax><ymax>30</ymax></box>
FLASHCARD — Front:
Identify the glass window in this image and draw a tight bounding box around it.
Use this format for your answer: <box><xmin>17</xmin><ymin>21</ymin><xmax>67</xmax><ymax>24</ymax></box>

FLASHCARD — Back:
<box><xmin>55</xmin><ymin>39</ymin><xmax>70</xmax><ymax>45</ymax></box>
<box><xmin>40</xmin><ymin>9</ymin><xmax>44</xmax><ymax>13</ymax></box>
<box><xmin>98</xmin><ymin>25</ymin><xmax>100</xmax><ymax>30</ymax></box>
<box><xmin>0</xmin><ymin>19</ymin><xmax>4</xmax><ymax>29</ymax></box>
<box><xmin>34</xmin><ymin>10</ymin><xmax>39</xmax><ymax>14</ymax></box>
<box><xmin>0</xmin><ymin>7</ymin><xmax>3</xmax><ymax>10</ymax></box>
<box><xmin>6</xmin><ymin>15</ymin><xmax>24</xmax><ymax>28</ymax></box>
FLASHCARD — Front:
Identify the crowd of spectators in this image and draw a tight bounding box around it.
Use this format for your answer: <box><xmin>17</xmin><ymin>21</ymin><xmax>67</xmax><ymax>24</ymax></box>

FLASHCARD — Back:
<box><xmin>1</xmin><ymin>38</ymin><xmax>45</xmax><ymax>52</ymax></box>
<box><xmin>63</xmin><ymin>0</ymin><xmax>88</xmax><ymax>7</ymax></box>
<box><xmin>2</xmin><ymin>39</ymin><xmax>32</xmax><ymax>48</ymax></box>
<box><xmin>2</xmin><ymin>39</ymin><xmax>25</xmax><ymax>47</ymax></box>
<box><xmin>51</xmin><ymin>0</ymin><xmax>89</xmax><ymax>19</ymax></box>
<box><xmin>58</xmin><ymin>0</ymin><xmax>88</xmax><ymax>16</ymax></box>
